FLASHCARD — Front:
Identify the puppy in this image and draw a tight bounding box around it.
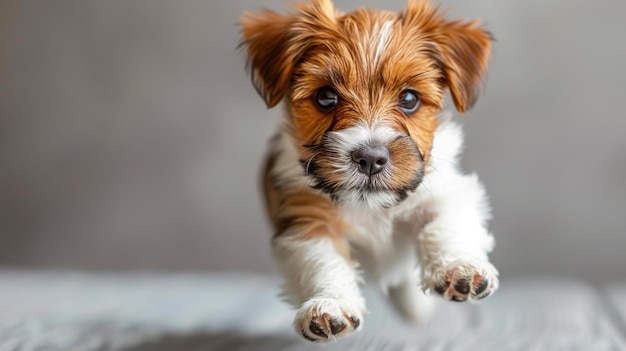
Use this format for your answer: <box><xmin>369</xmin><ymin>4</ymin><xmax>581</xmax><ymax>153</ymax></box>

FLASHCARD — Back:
<box><xmin>240</xmin><ymin>0</ymin><xmax>499</xmax><ymax>342</ymax></box>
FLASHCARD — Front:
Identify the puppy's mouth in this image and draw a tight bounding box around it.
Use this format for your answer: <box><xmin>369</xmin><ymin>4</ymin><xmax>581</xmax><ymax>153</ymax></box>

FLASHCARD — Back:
<box><xmin>301</xmin><ymin>132</ymin><xmax>424</xmax><ymax>209</ymax></box>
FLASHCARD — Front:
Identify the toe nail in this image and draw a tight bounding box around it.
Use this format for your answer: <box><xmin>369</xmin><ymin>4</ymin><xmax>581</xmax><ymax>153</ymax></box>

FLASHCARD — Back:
<box><xmin>329</xmin><ymin>318</ymin><xmax>346</xmax><ymax>334</ymax></box>
<box><xmin>309</xmin><ymin>321</ymin><xmax>327</xmax><ymax>337</ymax></box>
<box><xmin>476</xmin><ymin>290</ymin><xmax>492</xmax><ymax>300</ymax></box>
<box><xmin>302</xmin><ymin>330</ymin><xmax>317</xmax><ymax>342</ymax></box>
<box><xmin>454</xmin><ymin>279</ymin><xmax>471</xmax><ymax>294</ymax></box>
<box><xmin>434</xmin><ymin>285</ymin><xmax>448</xmax><ymax>295</ymax></box>
<box><xmin>350</xmin><ymin>316</ymin><xmax>361</xmax><ymax>329</ymax></box>
<box><xmin>474</xmin><ymin>279</ymin><xmax>489</xmax><ymax>295</ymax></box>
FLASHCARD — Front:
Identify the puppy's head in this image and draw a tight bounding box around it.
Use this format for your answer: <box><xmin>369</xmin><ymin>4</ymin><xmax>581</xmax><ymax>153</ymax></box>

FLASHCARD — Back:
<box><xmin>241</xmin><ymin>0</ymin><xmax>491</xmax><ymax>208</ymax></box>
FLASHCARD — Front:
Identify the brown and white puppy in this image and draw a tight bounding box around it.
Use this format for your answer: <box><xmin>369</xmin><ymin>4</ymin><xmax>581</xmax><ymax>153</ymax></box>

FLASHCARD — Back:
<box><xmin>240</xmin><ymin>0</ymin><xmax>499</xmax><ymax>342</ymax></box>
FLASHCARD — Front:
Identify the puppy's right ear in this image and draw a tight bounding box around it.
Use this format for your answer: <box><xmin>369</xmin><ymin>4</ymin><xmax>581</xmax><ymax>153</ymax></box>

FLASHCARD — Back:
<box><xmin>240</xmin><ymin>0</ymin><xmax>337</xmax><ymax>108</ymax></box>
<box><xmin>240</xmin><ymin>10</ymin><xmax>296</xmax><ymax>108</ymax></box>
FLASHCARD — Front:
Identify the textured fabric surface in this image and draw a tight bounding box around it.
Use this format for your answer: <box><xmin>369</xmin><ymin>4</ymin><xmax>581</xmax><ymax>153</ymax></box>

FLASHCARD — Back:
<box><xmin>1</xmin><ymin>270</ymin><xmax>625</xmax><ymax>351</ymax></box>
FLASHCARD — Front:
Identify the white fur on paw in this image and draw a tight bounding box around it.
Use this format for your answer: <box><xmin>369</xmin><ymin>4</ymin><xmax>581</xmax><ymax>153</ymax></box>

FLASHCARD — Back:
<box><xmin>424</xmin><ymin>259</ymin><xmax>499</xmax><ymax>302</ymax></box>
<box><xmin>294</xmin><ymin>298</ymin><xmax>363</xmax><ymax>342</ymax></box>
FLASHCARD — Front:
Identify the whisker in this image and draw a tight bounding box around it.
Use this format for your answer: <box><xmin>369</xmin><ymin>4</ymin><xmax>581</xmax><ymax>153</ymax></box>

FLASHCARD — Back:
<box><xmin>305</xmin><ymin>152</ymin><xmax>320</xmax><ymax>175</ymax></box>
<box><xmin>419</xmin><ymin>175</ymin><xmax>436</xmax><ymax>203</ymax></box>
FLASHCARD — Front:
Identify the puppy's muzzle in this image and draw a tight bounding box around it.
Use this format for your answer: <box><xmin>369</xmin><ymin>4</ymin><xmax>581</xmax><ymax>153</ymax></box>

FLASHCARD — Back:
<box><xmin>351</xmin><ymin>146</ymin><xmax>389</xmax><ymax>176</ymax></box>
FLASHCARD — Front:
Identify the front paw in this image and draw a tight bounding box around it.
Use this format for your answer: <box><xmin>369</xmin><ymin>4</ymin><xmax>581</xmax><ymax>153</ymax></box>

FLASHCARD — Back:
<box><xmin>423</xmin><ymin>259</ymin><xmax>499</xmax><ymax>302</ymax></box>
<box><xmin>294</xmin><ymin>298</ymin><xmax>363</xmax><ymax>342</ymax></box>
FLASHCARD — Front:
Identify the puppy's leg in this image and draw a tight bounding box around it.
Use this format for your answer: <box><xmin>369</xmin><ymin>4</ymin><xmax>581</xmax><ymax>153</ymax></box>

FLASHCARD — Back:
<box><xmin>375</xmin><ymin>229</ymin><xmax>434</xmax><ymax>323</ymax></box>
<box><xmin>274</xmin><ymin>236</ymin><xmax>364</xmax><ymax>342</ymax></box>
<box><xmin>269</xmin><ymin>188</ymin><xmax>364</xmax><ymax>342</ymax></box>
<box><xmin>417</xmin><ymin>173</ymin><xmax>499</xmax><ymax>302</ymax></box>
<box><xmin>388</xmin><ymin>277</ymin><xmax>434</xmax><ymax>323</ymax></box>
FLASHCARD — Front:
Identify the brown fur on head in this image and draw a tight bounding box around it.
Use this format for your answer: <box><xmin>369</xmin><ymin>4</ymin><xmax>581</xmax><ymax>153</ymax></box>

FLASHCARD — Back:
<box><xmin>240</xmin><ymin>0</ymin><xmax>492</xmax><ymax>208</ymax></box>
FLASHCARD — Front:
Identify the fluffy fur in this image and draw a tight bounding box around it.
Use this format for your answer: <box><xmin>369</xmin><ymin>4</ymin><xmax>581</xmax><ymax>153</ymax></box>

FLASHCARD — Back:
<box><xmin>241</xmin><ymin>0</ymin><xmax>499</xmax><ymax>342</ymax></box>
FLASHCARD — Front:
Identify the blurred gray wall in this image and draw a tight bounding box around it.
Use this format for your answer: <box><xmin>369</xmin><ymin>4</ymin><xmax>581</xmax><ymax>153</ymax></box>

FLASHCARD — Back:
<box><xmin>1</xmin><ymin>1</ymin><xmax>625</xmax><ymax>282</ymax></box>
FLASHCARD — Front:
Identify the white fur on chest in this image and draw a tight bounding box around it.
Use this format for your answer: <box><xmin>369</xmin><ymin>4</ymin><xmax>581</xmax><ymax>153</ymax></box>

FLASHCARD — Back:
<box><xmin>340</xmin><ymin>183</ymin><xmax>433</xmax><ymax>289</ymax></box>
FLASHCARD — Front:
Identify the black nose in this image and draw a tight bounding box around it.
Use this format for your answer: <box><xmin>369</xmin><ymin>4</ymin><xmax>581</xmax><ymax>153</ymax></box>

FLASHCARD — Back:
<box><xmin>351</xmin><ymin>146</ymin><xmax>389</xmax><ymax>176</ymax></box>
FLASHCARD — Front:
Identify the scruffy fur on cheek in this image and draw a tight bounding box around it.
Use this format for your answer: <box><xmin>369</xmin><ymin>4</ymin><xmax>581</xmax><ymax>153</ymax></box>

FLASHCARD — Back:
<box><xmin>241</xmin><ymin>0</ymin><xmax>498</xmax><ymax>343</ymax></box>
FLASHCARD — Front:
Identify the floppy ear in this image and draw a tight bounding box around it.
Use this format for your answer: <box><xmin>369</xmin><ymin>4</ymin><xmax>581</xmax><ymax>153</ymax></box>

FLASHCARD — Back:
<box><xmin>240</xmin><ymin>10</ymin><xmax>298</xmax><ymax>108</ymax></box>
<box><xmin>436</xmin><ymin>19</ymin><xmax>492</xmax><ymax>113</ymax></box>
<box><xmin>240</xmin><ymin>0</ymin><xmax>337</xmax><ymax>108</ymax></box>
<box><xmin>403</xmin><ymin>1</ymin><xmax>492</xmax><ymax>113</ymax></box>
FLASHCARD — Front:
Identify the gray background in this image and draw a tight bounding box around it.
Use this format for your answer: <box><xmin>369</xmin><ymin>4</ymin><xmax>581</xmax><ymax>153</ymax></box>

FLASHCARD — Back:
<box><xmin>1</xmin><ymin>0</ymin><xmax>624</xmax><ymax>282</ymax></box>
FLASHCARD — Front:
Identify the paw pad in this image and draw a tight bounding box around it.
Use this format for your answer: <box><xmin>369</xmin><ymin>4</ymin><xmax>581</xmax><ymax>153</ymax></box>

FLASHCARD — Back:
<box><xmin>428</xmin><ymin>262</ymin><xmax>498</xmax><ymax>302</ymax></box>
<box><xmin>295</xmin><ymin>298</ymin><xmax>363</xmax><ymax>342</ymax></box>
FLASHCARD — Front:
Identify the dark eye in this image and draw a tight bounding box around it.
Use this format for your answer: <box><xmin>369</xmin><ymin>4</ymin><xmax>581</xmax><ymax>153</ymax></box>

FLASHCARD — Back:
<box><xmin>398</xmin><ymin>89</ymin><xmax>420</xmax><ymax>114</ymax></box>
<box><xmin>315</xmin><ymin>87</ymin><xmax>338</xmax><ymax>111</ymax></box>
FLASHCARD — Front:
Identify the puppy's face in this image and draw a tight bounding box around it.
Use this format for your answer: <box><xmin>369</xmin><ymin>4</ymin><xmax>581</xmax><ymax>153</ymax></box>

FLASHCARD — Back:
<box><xmin>241</xmin><ymin>0</ymin><xmax>491</xmax><ymax>208</ymax></box>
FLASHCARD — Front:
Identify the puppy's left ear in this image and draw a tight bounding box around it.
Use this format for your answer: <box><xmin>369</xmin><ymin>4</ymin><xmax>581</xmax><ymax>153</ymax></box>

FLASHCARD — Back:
<box><xmin>436</xmin><ymin>19</ymin><xmax>492</xmax><ymax>113</ymax></box>
<box><xmin>403</xmin><ymin>1</ymin><xmax>492</xmax><ymax>113</ymax></box>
